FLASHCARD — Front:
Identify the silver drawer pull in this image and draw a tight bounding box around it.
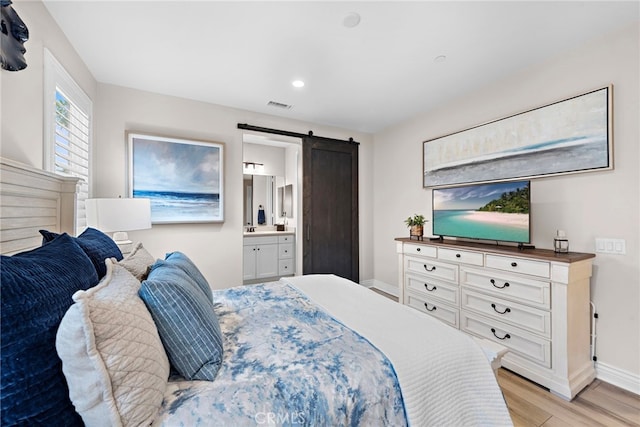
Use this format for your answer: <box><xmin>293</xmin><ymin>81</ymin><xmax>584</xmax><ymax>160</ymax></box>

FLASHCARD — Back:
<box><xmin>423</xmin><ymin>264</ymin><xmax>436</xmax><ymax>272</ymax></box>
<box><xmin>424</xmin><ymin>302</ymin><xmax>437</xmax><ymax>312</ymax></box>
<box><xmin>491</xmin><ymin>328</ymin><xmax>511</xmax><ymax>340</ymax></box>
<box><xmin>490</xmin><ymin>279</ymin><xmax>510</xmax><ymax>289</ymax></box>
<box><xmin>491</xmin><ymin>303</ymin><xmax>511</xmax><ymax>315</ymax></box>
<box><xmin>424</xmin><ymin>283</ymin><xmax>437</xmax><ymax>292</ymax></box>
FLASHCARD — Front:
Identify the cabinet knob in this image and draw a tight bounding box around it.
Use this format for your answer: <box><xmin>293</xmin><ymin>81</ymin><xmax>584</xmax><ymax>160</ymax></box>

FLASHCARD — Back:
<box><xmin>456</xmin><ymin>253</ymin><xmax>461</xmax><ymax>258</ymax></box>
<box><xmin>416</xmin><ymin>247</ymin><xmax>421</xmax><ymax>252</ymax></box>
<box><xmin>511</xmin><ymin>262</ymin><xmax>518</xmax><ymax>267</ymax></box>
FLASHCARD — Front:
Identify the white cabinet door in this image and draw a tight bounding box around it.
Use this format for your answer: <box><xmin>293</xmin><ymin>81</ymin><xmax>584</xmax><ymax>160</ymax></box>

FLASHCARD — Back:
<box><xmin>255</xmin><ymin>243</ymin><xmax>279</xmax><ymax>279</ymax></box>
<box><xmin>243</xmin><ymin>245</ymin><xmax>258</xmax><ymax>281</ymax></box>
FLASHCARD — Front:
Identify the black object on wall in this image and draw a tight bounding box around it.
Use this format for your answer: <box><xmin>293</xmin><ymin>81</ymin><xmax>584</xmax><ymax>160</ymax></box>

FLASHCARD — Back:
<box><xmin>1</xmin><ymin>0</ymin><xmax>29</xmax><ymax>71</ymax></box>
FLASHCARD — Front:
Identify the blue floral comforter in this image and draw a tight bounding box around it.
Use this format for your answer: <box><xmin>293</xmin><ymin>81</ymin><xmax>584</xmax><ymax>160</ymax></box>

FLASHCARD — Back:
<box><xmin>153</xmin><ymin>283</ymin><xmax>407</xmax><ymax>426</ymax></box>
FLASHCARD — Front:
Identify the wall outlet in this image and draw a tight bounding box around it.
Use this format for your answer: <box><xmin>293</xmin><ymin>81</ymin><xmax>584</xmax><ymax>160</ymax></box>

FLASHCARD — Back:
<box><xmin>595</xmin><ymin>238</ymin><xmax>626</xmax><ymax>255</ymax></box>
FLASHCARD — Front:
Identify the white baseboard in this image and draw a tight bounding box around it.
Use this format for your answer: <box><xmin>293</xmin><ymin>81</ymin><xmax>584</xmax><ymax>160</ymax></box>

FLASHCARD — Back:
<box><xmin>596</xmin><ymin>361</ymin><xmax>640</xmax><ymax>395</ymax></box>
<box><xmin>360</xmin><ymin>279</ymin><xmax>398</xmax><ymax>298</ymax></box>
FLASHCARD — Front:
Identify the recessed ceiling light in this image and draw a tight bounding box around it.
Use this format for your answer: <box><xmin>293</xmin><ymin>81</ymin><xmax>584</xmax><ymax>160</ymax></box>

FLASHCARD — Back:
<box><xmin>434</xmin><ymin>55</ymin><xmax>447</xmax><ymax>63</ymax></box>
<box><xmin>343</xmin><ymin>12</ymin><xmax>361</xmax><ymax>28</ymax></box>
<box><xmin>292</xmin><ymin>80</ymin><xmax>305</xmax><ymax>88</ymax></box>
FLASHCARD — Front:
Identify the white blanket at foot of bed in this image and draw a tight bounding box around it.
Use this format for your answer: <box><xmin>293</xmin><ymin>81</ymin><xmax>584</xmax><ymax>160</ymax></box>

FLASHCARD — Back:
<box><xmin>284</xmin><ymin>274</ymin><xmax>513</xmax><ymax>427</ymax></box>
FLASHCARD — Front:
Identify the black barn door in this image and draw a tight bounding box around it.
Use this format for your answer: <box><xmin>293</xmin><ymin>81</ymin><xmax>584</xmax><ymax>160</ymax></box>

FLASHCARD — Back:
<box><xmin>302</xmin><ymin>136</ymin><xmax>359</xmax><ymax>282</ymax></box>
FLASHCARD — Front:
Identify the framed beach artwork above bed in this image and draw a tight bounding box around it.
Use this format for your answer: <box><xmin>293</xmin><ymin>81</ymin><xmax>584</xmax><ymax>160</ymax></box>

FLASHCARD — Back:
<box><xmin>127</xmin><ymin>133</ymin><xmax>224</xmax><ymax>223</ymax></box>
<box><xmin>423</xmin><ymin>85</ymin><xmax>613</xmax><ymax>188</ymax></box>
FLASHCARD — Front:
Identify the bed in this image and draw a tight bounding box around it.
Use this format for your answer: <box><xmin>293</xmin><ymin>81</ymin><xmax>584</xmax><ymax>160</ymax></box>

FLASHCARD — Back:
<box><xmin>0</xmin><ymin>157</ymin><xmax>513</xmax><ymax>426</ymax></box>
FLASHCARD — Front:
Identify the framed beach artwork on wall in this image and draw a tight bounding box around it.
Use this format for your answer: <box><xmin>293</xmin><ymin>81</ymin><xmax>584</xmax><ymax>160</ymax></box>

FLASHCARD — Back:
<box><xmin>423</xmin><ymin>86</ymin><xmax>613</xmax><ymax>188</ymax></box>
<box><xmin>127</xmin><ymin>133</ymin><xmax>224</xmax><ymax>223</ymax></box>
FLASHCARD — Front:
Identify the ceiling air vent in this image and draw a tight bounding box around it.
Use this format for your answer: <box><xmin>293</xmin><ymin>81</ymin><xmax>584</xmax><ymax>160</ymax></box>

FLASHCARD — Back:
<box><xmin>267</xmin><ymin>101</ymin><xmax>292</xmax><ymax>110</ymax></box>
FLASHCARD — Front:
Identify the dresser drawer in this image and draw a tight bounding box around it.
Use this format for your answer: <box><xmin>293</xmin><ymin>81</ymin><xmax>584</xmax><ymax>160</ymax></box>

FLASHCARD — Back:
<box><xmin>406</xmin><ymin>292</ymin><xmax>459</xmax><ymax>328</ymax></box>
<box><xmin>486</xmin><ymin>254</ymin><xmax>550</xmax><ymax>278</ymax></box>
<box><xmin>278</xmin><ymin>243</ymin><xmax>294</xmax><ymax>259</ymax></box>
<box><xmin>461</xmin><ymin>289</ymin><xmax>550</xmax><ymax>338</ymax></box>
<box><xmin>403</xmin><ymin>243</ymin><xmax>437</xmax><ymax>258</ymax></box>
<box><xmin>278</xmin><ymin>259</ymin><xmax>294</xmax><ymax>276</ymax></box>
<box><xmin>461</xmin><ymin>311</ymin><xmax>550</xmax><ymax>368</ymax></box>
<box><xmin>405</xmin><ymin>256</ymin><xmax>458</xmax><ymax>283</ymax></box>
<box><xmin>405</xmin><ymin>273</ymin><xmax>459</xmax><ymax>305</ymax></box>
<box><xmin>438</xmin><ymin>248</ymin><xmax>484</xmax><ymax>267</ymax></box>
<box><xmin>461</xmin><ymin>267</ymin><xmax>550</xmax><ymax>309</ymax></box>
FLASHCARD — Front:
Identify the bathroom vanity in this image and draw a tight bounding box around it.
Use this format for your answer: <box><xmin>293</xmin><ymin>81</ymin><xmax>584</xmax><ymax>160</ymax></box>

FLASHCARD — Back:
<box><xmin>243</xmin><ymin>230</ymin><xmax>295</xmax><ymax>283</ymax></box>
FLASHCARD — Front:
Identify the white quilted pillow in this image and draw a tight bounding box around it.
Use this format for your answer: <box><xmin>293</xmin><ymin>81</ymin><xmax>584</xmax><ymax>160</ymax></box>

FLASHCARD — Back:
<box><xmin>56</xmin><ymin>258</ymin><xmax>170</xmax><ymax>427</ymax></box>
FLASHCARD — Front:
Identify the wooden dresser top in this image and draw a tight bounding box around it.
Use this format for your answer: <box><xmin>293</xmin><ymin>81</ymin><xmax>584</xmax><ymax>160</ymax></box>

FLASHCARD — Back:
<box><xmin>395</xmin><ymin>237</ymin><xmax>595</xmax><ymax>263</ymax></box>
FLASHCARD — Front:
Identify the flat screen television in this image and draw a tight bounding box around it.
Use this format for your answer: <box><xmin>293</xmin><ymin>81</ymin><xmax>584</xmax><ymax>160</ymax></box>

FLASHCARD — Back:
<box><xmin>432</xmin><ymin>180</ymin><xmax>530</xmax><ymax>244</ymax></box>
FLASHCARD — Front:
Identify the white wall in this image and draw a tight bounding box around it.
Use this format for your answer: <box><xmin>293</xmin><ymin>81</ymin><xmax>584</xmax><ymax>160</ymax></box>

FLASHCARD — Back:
<box><xmin>243</xmin><ymin>143</ymin><xmax>285</xmax><ymax>177</ymax></box>
<box><xmin>372</xmin><ymin>23</ymin><xmax>640</xmax><ymax>388</ymax></box>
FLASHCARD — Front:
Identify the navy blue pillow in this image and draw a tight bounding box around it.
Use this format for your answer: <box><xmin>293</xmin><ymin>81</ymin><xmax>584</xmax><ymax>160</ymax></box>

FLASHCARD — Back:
<box><xmin>40</xmin><ymin>227</ymin><xmax>123</xmax><ymax>279</ymax></box>
<box><xmin>1</xmin><ymin>233</ymin><xmax>99</xmax><ymax>426</ymax></box>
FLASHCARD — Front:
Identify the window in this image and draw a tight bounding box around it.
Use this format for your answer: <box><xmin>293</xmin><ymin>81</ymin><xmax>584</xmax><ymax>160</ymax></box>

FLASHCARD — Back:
<box><xmin>44</xmin><ymin>49</ymin><xmax>92</xmax><ymax>235</ymax></box>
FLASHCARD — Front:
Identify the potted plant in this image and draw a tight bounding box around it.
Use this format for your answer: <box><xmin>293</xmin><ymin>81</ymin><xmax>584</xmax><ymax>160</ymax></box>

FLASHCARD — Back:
<box><xmin>405</xmin><ymin>214</ymin><xmax>426</xmax><ymax>240</ymax></box>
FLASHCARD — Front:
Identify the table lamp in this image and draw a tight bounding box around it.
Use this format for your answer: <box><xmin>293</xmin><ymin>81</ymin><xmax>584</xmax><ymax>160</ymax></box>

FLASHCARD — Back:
<box><xmin>85</xmin><ymin>198</ymin><xmax>151</xmax><ymax>253</ymax></box>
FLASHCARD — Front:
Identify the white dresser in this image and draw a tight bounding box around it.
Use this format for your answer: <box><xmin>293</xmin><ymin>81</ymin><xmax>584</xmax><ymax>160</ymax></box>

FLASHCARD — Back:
<box><xmin>396</xmin><ymin>238</ymin><xmax>595</xmax><ymax>400</ymax></box>
<box><xmin>244</xmin><ymin>233</ymin><xmax>295</xmax><ymax>282</ymax></box>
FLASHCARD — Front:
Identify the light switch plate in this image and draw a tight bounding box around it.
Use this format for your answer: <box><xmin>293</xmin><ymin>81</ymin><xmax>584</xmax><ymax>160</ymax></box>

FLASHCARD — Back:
<box><xmin>595</xmin><ymin>238</ymin><xmax>626</xmax><ymax>255</ymax></box>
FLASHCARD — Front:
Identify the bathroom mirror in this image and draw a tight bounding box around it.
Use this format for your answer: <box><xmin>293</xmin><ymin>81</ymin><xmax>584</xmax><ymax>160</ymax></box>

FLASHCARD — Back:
<box><xmin>243</xmin><ymin>174</ymin><xmax>285</xmax><ymax>226</ymax></box>
<box><xmin>278</xmin><ymin>184</ymin><xmax>293</xmax><ymax>218</ymax></box>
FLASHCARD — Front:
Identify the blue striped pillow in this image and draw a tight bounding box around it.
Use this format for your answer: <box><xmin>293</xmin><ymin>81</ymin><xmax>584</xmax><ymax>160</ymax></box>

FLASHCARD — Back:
<box><xmin>139</xmin><ymin>261</ymin><xmax>223</xmax><ymax>381</ymax></box>
<box><xmin>164</xmin><ymin>252</ymin><xmax>213</xmax><ymax>302</ymax></box>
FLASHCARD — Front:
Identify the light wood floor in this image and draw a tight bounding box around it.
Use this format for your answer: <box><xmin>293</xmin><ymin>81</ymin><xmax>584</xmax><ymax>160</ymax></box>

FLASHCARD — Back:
<box><xmin>498</xmin><ymin>368</ymin><xmax>640</xmax><ymax>427</ymax></box>
<box><xmin>369</xmin><ymin>287</ymin><xmax>640</xmax><ymax>426</ymax></box>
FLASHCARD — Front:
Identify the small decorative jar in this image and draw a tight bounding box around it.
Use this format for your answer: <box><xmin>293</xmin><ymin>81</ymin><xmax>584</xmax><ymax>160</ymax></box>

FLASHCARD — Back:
<box><xmin>554</xmin><ymin>230</ymin><xmax>569</xmax><ymax>253</ymax></box>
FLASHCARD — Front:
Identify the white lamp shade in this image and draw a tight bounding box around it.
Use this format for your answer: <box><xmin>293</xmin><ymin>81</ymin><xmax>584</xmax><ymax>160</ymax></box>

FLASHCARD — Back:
<box><xmin>85</xmin><ymin>198</ymin><xmax>151</xmax><ymax>233</ymax></box>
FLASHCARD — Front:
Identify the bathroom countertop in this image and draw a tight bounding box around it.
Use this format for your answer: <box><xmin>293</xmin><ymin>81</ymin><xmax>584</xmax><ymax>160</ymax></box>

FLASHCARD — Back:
<box><xmin>243</xmin><ymin>229</ymin><xmax>295</xmax><ymax>237</ymax></box>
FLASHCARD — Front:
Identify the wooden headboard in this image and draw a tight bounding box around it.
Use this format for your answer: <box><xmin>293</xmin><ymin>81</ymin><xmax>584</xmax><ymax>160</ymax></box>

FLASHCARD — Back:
<box><xmin>0</xmin><ymin>157</ymin><xmax>79</xmax><ymax>255</ymax></box>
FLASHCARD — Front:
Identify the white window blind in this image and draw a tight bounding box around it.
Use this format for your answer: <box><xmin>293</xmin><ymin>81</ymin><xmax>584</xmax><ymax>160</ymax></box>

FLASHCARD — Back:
<box><xmin>44</xmin><ymin>49</ymin><xmax>92</xmax><ymax>235</ymax></box>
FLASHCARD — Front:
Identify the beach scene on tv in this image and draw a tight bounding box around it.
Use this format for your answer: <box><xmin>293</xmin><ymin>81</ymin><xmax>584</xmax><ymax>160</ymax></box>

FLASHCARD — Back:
<box><xmin>432</xmin><ymin>181</ymin><xmax>530</xmax><ymax>243</ymax></box>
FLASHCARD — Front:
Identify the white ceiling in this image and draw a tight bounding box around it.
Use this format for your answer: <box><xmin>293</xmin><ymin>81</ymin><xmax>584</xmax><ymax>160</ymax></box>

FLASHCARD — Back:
<box><xmin>42</xmin><ymin>1</ymin><xmax>638</xmax><ymax>134</ymax></box>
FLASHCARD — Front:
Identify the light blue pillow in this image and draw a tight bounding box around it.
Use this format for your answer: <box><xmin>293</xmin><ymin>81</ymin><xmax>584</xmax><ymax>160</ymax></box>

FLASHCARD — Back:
<box><xmin>164</xmin><ymin>251</ymin><xmax>212</xmax><ymax>302</ymax></box>
<box><xmin>139</xmin><ymin>261</ymin><xmax>223</xmax><ymax>381</ymax></box>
